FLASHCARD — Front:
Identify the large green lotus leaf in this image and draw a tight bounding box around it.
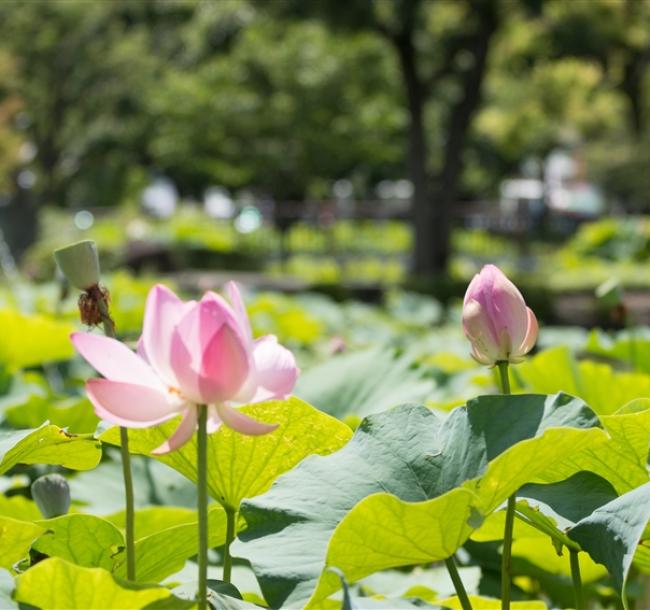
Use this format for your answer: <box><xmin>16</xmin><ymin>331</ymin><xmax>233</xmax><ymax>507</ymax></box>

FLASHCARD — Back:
<box><xmin>305</xmin><ymin>489</ymin><xmax>478</xmax><ymax>608</ymax></box>
<box><xmin>101</xmin><ymin>398</ymin><xmax>352</xmax><ymax>509</ymax></box>
<box><xmin>463</xmin><ymin>427</ymin><xmax>606</xmax><ymax>514</ymax></box>
<box><xmin>0</xmin><ymin>309</ymin><xmax>74</xmax><ymax>370</ymax></box>
<box><xmin>306</xmin><ymin>428</ymin><xmax>605</xmax><ymax>607</ymax></box>
<box><xmin>510</xmin><ymin>472</ymin><xmax>619</xmax><ymax>553</ymax></box>
<box><xmin>473</xmin><ymin>473</ymin><xmax>622</xmax><ymax>587</ymax></box>
<box><xmin>295</xmin><ymin>347</ymin><xmax>435</xmax><ymax>418</ymax></box>
<box><xmin>568</xmin><ymin>482</ymin><xmax>650</xmax><ymax>608</ymax></box>
<box><xmin>14</xmin><ymin>557</ymin><xmax>195</xmax><ymax>609</ymax></box>
<box><xmin>0</xmin><ymin>516</ymin><xmax>45</xmax><ymax>569</ymax></box>
<box><xmin>0</xmin><ymin>424</ymin><xmax>101</xmax><ymax>474</ymax></box>
<box><xmin>534</xmin><ymin>406</ymin><xmax>650</xmax><ymax>493</ymax></box>
<box><xmin>107</xmin><ymin>506</ymin><xmax>197</xmax><ymax>540</ymax></box>
<box><xmin>513</xmin><ymin>346</ymin><xmax>650</xmax><ymax>414</ymax></box>
<box><xmin>235</xmin><ymin>404</ymin><xmax>442</xmax><ymax>608</ymax></box>
<box><xmin>32</xmin><ymin>514</ymin><xmax>124</xmax><ymax>570</ymax></box>
<box><xmin>113</xmin><ymin>505</ymin><xmax>227</xmax><ymax>583</ymax></box>
<box><xmin>235</xmin><ymin>395</ymin><xmax>603</xmax><ymax>608</ymax></box>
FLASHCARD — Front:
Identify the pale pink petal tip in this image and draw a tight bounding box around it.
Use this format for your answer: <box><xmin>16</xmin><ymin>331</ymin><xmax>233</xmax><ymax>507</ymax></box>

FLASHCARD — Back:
<box><xmin>216</xmin><ymin>403</ymin><xmax>278</xmax><ymax>436</ymax></box>
<box><xmin>151</xmin><ymin>408</ymin><xmax>198</xmax><ymax>455</ymax></box>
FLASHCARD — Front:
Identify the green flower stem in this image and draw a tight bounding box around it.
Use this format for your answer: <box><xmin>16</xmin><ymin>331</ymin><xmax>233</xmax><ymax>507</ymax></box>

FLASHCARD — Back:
<box><xmin>98</xmin><ymin>294</ymin><xmax>135</xmax><ymax>582</ymax></box>
<box><xmin>197</xmin><ymin>405</ymin><xmax>209</xmax><ymax>610</ymax></box>
<box><xmin>570</xmin><ymin>549</ymin><xmax>585</xmax><ymax>610</ymax></box>
<box><xmin>497</xmin><ymin>361</ymin><xmax>514</xmax><ymax>610</ymax></box>
<box><xmin>223</xmin><ymin>505</ymin><xmax>237</xmax><ymax>583</ymax></box>
<box><xmin>497</xmin><ymin>361</ymin><xmax>511</xmax><ymax>395</ymax></box>
<box><xmin>500</xmin><ymin>495</ymin><xmax>516</xmax><ymax>610</ymax></box>
<box><xmin>445</xmin><ymin>556</ymin><xmax>473</xmax><ymax>610</ymax></box>
<box><xmin>119</xmin><ymin>427</ymin><xmax>136</xmax><ymax>581</ymax></box>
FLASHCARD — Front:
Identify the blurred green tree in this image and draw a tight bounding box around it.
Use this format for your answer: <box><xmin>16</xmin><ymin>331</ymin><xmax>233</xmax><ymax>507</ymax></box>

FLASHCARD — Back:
<box><xmin>0</xmin><ymin>1</ymin><xmax>159</xmax><ymax>207</ymax></box>
<box><xmin>267</xmin><ymin>0</ymin><xmax>502</xmax><ymax>275</ymax></box>
<box><xmin>148</xmin><ymin>7</ymin><xmax>404</xmax><ymax>199</ymax></box>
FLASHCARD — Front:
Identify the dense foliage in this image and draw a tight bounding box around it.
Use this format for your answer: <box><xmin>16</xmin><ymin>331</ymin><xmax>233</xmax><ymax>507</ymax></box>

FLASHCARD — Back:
<box><xmin>1</xmin><ymin>273</ymin><xmax>650</xmax><ymax>608</ymax></box>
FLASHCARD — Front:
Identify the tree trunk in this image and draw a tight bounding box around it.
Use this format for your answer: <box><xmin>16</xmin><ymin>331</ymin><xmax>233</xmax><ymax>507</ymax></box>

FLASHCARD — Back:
<box><xmin>393</xmin><ymin>33</ymin><xmax>432</xmax><ymax>277</ymax></box>
<box><xmin>432</xmin><ymin>5</ymin><xmax>498</xmax><ymax>273</ymax></box>
<box><xmin>622</xmin><ymin>51</ymin><xmax>646</xmax><ymax>137</ymax></box>
<box><xmin>394</xmin><ymin>1</ymin><xmax>498</xmax><ymax>278</ymax></box>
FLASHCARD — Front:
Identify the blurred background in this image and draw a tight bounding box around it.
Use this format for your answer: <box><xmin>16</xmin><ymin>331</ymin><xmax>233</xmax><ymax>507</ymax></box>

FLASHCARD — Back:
<box><xmin>1</xmin><ymin>0</ymin><xmax>650</xmax><ymax>324</ymax></box>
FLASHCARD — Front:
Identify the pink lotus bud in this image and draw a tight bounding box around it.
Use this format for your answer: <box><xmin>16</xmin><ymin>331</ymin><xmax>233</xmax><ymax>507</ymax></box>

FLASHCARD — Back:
<box><xmin>462</xmin><ymin>265</ymin><xmax>538</xmax><ymax>366</ymax></box>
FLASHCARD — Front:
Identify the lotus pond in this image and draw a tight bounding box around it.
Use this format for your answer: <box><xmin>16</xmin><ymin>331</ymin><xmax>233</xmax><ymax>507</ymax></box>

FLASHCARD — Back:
<box><xmin>2</xmin><ymin>264</ymin><xmax>650</xmax><ymax>610</ymax></box>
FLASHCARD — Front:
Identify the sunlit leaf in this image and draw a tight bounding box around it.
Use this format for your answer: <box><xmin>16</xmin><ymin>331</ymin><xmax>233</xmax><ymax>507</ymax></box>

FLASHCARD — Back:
<box><xmin>513</xmin><ymin>346</ymin><xmax>650</xmax><ymax>414</ymax></box>
<box><xmin>584</xmin><ymin>328</ymin><xmax>650</xmax><ymax>374</ymax></box>
<box><xmin>0</xmin><ymin>494</ymin><xmax>41</xmax><ymax>521</ymax></box>
<box><xmin>0</xmin><ymin>424</ymin><xmax>101</xmax><ymax>474</ymax></box>
<box><xmin>305</xmin><ymin>489</ymin><xmax>478</xmax><ymax>608</ymax></box>
<box><xmin>106</xmin><ymin>506</ymin><xmax>197</xmax><ymax>540</ymax></box>
<box><xmin>32</xmin><ymin>514</ymin><xmax>124</xmax><ymax>570</ymax></box>
<box><xmin>113</xmin><ymin>505</ymin><xmax>227</xmax><ymax>583</ymax></box>
<box><xmin>101</xmin><ymin>398</ymin><xmax>352</xmax><ymax>509</ymax></box>
<box><xmin>535</xmin><ymin>406</ymin><xmax>650</xmax><ymax>494</ymax></box>
<box><xmin>0</xmin><ymin>309</ymin><xmax>74</xmax><ymax>370</ymax></box>
<box><xmin>14</xmin><ymin>557</ymin><xmax>195</xmax><ymax>609</ymax></box>
<box><xmin>0</xmin><ymin>516</ymin><xmax>44</xmax><ymax>569</ymax></box>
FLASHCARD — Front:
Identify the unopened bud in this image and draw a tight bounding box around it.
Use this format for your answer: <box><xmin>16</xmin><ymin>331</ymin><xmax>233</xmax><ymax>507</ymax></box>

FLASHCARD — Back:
<box><xmin>31</xmin><ymin>474</ymin><xmax>71</xmax><ymax>519</ymax></box>
<box><xmin>462</xmin><ymin>265</ymin><xmax>538</xmax><ymax>366</ymax></box>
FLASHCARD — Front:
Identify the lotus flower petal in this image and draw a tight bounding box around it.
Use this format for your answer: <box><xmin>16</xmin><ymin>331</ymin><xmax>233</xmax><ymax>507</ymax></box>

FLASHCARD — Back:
<box><xmin>72</xmin><ymin>332</ymin><xmax>163</xmax><ymax>391</ymax></box>
<box><xmin>140</xmin><ymin>285</ymin><xmax>193</xmax><ymax>387</ymax></box>
<box><xmin>86</xmin><ymin>379</ymin><xmax>180</xmax><ymax>428</ymax></box>
<box><xmin>151</xmin><ymin>408</ymin><xmax>198</xmax><ymax>455</ymax></box>
<box><xmin>170</xmin><ymin>294</ymin><xmax>250</xmax><ymax>404</ymax></box>
<box><xmin>216</xmin><ymin>403</ymin><xmax>278</xmax><ymax>436</ymax></box>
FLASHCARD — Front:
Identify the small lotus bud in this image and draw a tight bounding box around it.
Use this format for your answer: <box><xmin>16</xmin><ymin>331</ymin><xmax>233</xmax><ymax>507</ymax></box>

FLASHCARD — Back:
<box><xmin>54</xmin><ymin>240</ymin><xmax>101</xmax><ymax>291</ymax></box>
<box><xmin>31</xmin><ymin>474</ymin><xmax>71</xmax><ymax>519</ymax></box>
<box><xmin>462</xmin><ymin>264</ymin><xmax>538</xmax><ymax>366</ymax></box>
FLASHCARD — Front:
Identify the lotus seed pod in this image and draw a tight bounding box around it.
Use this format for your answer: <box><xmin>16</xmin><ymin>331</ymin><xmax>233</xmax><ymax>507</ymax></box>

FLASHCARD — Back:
<box><xmin>53</xmin><ymin>240</ymin><xmax>101</xmax><ymax>291</ymax></box>
<box><xmin>31</xmin><ymin>474</ymin><xmax>71</xmax><ymax>519</ymax></box>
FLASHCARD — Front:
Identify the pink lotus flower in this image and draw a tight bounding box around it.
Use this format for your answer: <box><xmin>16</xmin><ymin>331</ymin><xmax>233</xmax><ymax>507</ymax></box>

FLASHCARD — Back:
<box><xmin>462</xmin><ymin>264</ymin><xmax>538</xmax><ymax>366</ymax></box>
<box><xmin>72</xmin><ymin>283</ymin><xmax>299</xmax><ymax>454</ymax></box>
